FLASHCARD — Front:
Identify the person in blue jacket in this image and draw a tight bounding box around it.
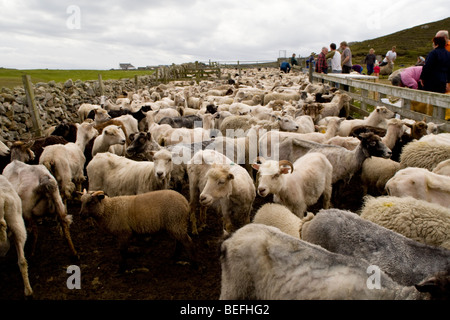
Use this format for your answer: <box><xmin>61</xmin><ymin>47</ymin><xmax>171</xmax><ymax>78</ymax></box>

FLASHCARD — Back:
<box><xmin>280</xmin><ymin>61</ymin><xmax>291</xmax><ymax>73</ymax></box>
<box><xmin>420</xmin><ymin>36</ymin><xmax>450</xmax><ymax>93</ymax></box>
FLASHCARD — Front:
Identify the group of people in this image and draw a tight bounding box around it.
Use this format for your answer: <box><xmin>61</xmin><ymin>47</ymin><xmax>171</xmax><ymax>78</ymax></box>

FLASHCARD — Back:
<box><xmin>390</xmin><ymin>29</ymin><xmax>450</xmax><ymax>94</ymax></box>
<box><xmin>281</xmin><ymin>28</ymin><xmax>450</xmax><ymax>96</ymax></box>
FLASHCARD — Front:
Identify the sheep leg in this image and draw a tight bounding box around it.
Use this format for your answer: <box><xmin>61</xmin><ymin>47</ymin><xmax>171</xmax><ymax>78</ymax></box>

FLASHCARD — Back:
<box><xmin>28</xmin><ymin>218</ymin><xmax>39</xmax><ymax>257</ymax></box>
<box><xmin>11</xmin><ymin>227</ymin><xmax>33</xmax><ymax>298</ymax></box>
<box><xmin>59</xmin><ymin>218</ymin><xmax>79</xmax><ymax>262</ymax></box>
<box><xmin>322</xmin><ymin>184</ymin><xmax>332</xmax><ymax>210</ymax></box>
<box><xmin>189</xmin><ymin>202</ymin><xmax>198</xmax><ymax>235</ymax></box>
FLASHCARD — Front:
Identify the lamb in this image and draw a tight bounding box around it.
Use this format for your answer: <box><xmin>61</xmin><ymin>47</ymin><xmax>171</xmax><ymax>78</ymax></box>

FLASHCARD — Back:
<box><xmin>263</xmin><ymin>91</ymin><xmax>301</xmax><ymax>106</ymax></box>
<box><xmin>219</xmin><ymin>223</ymin><xmax>448</xmax><ymax>300</ymax></box>
<box><xmin>301</xmin><ymin>208</ymin><xmax>450</xmax><ymax>287</ymax></box>
<box><xmin>87</xmin><ymin>149</ymin><xmax>173</xmax><ymax>197</ymax></box>
<box><xmin>2</xmin><ymin>160</ymin><xmax>78</xmax><ymax>260</ymax></box>
<box><xmin>91</xmin><ymin>124</ymin><xmax>126</xmax><ymax>157</ymax></box>
<box><xmin>337</xmin><ymin>106</ymin><xmax>395</xmax><ymax>136</ymax></box>
<box><xmin>252</xmin><ymin>153</ymin><xmax>333</xmax><ymax>217</ymax></box>
<box><xmin>318</xmin><ymin>91</ymin><xmax>351</xmax><ymax>119</ymax></box>
<box><xmin>39</xmin><ymin>121</ymin><xmax>98</xmax><ymax>202</ymax></box>
<box><xmin>187</xmin><ymin>149</ymin><xmax>255</xmax><ymax>235</ymax></box>
<box><xmin>399</xmin><ymin>139</ymin><xmax>450</xmax><ymax>171</ymax></box>
<box><xmin>385</xmin><ymin>167</ymin><xmax>450</xmax><ymax>208</ymax></box>
<box><xmin>270</xmin><ymin>132</ymin><xmax>392</xmax><ymax>185</ymax></box>
<box><xmin>79</xmin><ymin>189</ymin><xmax>196</xmax><ymax>272</ymax></box>
<box><xmin>0</xmin><ymin>175</ymin><xmax>33</xmax><ymax>298</ymax></box>
<box><xmin>252</xmin><ymin>203</ymin><xmax>314</xmax><ymax>239</ymax></box>
<box><xmin>360</xmin><ymin>195</ymin><xmax>450</xmax><ymax>249</ymax></box>
<box><xmin>0</xmin><ymin>140</ymin><xmax>36</xmax><ymax>172</ymax></box>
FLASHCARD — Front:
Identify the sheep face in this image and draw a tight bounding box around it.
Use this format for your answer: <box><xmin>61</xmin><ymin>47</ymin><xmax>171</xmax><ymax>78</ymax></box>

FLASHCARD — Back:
<box><xmin>358</xmin><ymin>132</ymin><xmax>392</xmax><ymax>158</ymax></box>
<box><xmin>94</xmin><ymin>108</ymin><xmax>111</xmax><ymax>123</ymax></box>
<box><xmin>77</xmin><ymin>121</ymin><xmax>99</xmax><ymax>142</ymax></box>
<box><xmin>375</xmin><ymin>106</ymin><xmax>395</xmax><ymax>120</ymax></box>
<box><xmin>152</xmin><ymin>149</ymin><xmax>173</xmax><ymax>182</ymax></box>
<box><xmin>126</xmin><ymin>132</ymin><xmax>159</xmax><ymax>159</ymax></box>
<box><xmin>199</xmin><ymin>165</ymin><xmax>234</xmax><ymax>207</ymax></box>
<box><xmin>277</xmin><ymin>115</ymin><xmax>299</xmax><ymax>132</ymax></box>
<box><xmin>252</xmin><ymin>160</ymin><xmax>293</xmax><ymax>197</ymax></box>
<box><xmin>9</xmin><ymin>141</ymin><xmax>35</xmax><ymax>163</ymax></box>
<box><xmin>103</xmin><ymin>125</ymin><xmax>126</xmax><ymax>146</ymax></box>
<box><xmin>79</xmin><ymin>190</ymin><xmax>105</xmax><ymax>220</ymax></box>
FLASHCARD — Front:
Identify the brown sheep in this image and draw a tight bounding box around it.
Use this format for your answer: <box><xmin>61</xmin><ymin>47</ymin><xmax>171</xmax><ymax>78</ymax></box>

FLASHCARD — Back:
<box><xmin>79</xmin><ymin>189</ymin><xmax>197</xmax><ymax>272</ymax></box>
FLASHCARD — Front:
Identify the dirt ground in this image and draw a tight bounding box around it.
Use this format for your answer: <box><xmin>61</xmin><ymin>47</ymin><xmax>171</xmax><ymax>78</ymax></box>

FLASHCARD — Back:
<box><xmin>0</xmin><ymin>175</ymin><xmax>365</xmax><ymax>301</ymax></box>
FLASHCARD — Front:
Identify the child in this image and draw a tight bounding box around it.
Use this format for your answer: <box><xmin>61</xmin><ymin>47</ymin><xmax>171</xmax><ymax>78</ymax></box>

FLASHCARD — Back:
<box><xmin>373</xmin><ymin>60</ymin><xmax>380</xmax><ymax>77</ymax></box>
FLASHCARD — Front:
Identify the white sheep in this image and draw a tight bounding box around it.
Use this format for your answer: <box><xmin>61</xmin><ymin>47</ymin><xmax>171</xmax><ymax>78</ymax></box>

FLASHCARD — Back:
<box><xmin>360</xmin><ymin>195</ymin><xmax>450</xmax><ymax>249</ymax></box>
<box><xmin>2</xmin><ymin>160</ymin><xmax>78</xmax><ymax>260</ymax></box>
<box><xmin>187</xmin><ymin>149</ymin><xmax>255</xmax><ymax>235</ymax></box>
<box><xmin>87</xmin><ymin>149</ymin><xmax>173</xmax><ymax>197</ymax></box>
<box><xmin>252</xmin><ymin>152</ymin><xmax>333</xmax><ymax>217</ymax></box>
<box><xmin>301</xmin><ymin>208</ymin><xmax>450</xmax><ymax>287</ymax></box>
<box><xmin>79</xmin><ymin>189</ymin><xmax>196</xmax><ymax>272</ymax></box>
<box><xmin>39</xmin><ymin>121</ymin><xmax>98</xmax><ymax>201</ymax></box>
<box><xmin>337</xmin><ymin>106</ymin><xmax>395</xmax><ymax>136</ymax></box>
<box><xmin>385</xmin><ymin>167</ymin><xmax>450</xmax><ymax>208</ymax></box>
<box><xmin>252</xmin><ymin>203</ymin><xmax>314</xmax><ymax>239</ymax></box>
<box><xmin>0</xmin><ymin>175</ymin><xmax>33</xmax><ymax>298</ymax></box>
<box><xmin>400</xmin><ymin>139</ymin><xmax>450</xmax><ymax>171</ymax></box>
<box><xmin>91</xmin><ymin>124</ymin><xmax>126</xmax><ymax>157</ymax></box>
<box><xmin>219</xmin><ymin>223</ymin><xmax>447</xmax><ymax>300</ymax></box>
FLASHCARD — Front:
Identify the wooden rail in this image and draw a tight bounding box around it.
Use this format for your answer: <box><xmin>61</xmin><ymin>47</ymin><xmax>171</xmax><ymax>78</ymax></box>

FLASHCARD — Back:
<box><xmin>310</xmin><ymin>72</ymin><xmax>450</xmax><ymax>132</ymax></box>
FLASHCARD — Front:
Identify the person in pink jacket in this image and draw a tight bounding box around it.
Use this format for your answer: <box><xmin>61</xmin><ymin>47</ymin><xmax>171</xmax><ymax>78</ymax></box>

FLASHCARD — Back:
<box><xmin>390</xmin><ymin>66</ymin><xmax>423</xmax><ymax>89</ymax></box>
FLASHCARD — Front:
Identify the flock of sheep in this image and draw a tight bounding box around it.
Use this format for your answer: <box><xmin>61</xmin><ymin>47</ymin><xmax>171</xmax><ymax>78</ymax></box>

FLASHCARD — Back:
<box><xmin>0</xmin><ymin>66</ymin><xmax>449</xmax><ymax>300</ymax></box>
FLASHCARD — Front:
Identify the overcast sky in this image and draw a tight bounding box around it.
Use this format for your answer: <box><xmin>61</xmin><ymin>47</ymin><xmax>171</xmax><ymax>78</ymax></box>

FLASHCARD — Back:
<box><xmin>1</xmin><ymin>0</ymin><xmax>448</xmax><ymax>70</ymax></box>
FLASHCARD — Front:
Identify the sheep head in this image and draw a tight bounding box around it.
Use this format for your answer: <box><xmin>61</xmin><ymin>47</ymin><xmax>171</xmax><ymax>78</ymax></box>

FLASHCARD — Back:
<box><xmin>199</xmin><ymin>164</ymin><xmax>234</xmax><ymax>207</ymax></box>
<box><xmin>253</xmin><ymin>160</ymin><xmax>293</xmax><ymax>197</ymax></box>
<box><xmin>79</xmin><ymin>190</ymin><xmax>106</xmax><ymax>220</ymax></box>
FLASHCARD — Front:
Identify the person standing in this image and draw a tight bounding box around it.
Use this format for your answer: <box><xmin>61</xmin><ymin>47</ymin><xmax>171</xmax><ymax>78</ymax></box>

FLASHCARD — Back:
<box><xmin>326</xmin><ymin>43</ymin><xmax>342</xmax><ymax>74</ymax></box>
<box><xmin>420</xmin><ymin>36</ymin><xmax>450</xmax><ymax>94</ymax></box>
<box><xmin>290</xmin><ymin>53</ymin><xmax>298</xmax><ymax>67</ymax></box>
<box><xmin>380</xmin><ymin>46</ymin><xmax>397</xmax><ymax>67</ymax></box>
<box><xmin>364</xmin><ymin>48</ymin><xmax>377</xmax><ymax>75</ymax></box>
<box><xmin>340</xmin><ymin>41</ymin><xmax>352</xmax><ymax>91</ymax></box>
<box><xmin>315</xmin><ymin>47</ymin><xmax>328</xmax><ymax>74</ymax></box>
<box><xmin>340</xmin><ymin>41</ymin><xmax>352</xmax><ymax>74</ymax></box>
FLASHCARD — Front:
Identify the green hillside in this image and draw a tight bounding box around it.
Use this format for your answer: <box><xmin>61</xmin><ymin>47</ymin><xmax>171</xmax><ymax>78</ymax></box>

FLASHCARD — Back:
<box><xmin>350</xmin><ymin>16</ymin><xmax>450</xmax><ymax>67</ymax></box>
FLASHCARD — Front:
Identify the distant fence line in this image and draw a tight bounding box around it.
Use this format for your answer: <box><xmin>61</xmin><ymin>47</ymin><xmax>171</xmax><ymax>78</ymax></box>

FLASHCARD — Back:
<box><xmin>309</xmin><ymin>71</ymin><xmax>450</xmax><ymax>132</ymax></box>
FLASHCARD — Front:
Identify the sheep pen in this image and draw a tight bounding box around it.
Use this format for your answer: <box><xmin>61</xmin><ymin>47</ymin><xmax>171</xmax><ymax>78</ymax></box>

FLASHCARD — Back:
<box><xmin>1</xmin><ymin>67</ymin><xmax>449</xmax><ymax>303</ymax></box>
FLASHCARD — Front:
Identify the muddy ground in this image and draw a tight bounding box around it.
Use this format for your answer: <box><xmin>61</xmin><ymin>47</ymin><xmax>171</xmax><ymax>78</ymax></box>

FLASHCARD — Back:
<box><xmin>0</xmin><ymin>175</ymin><xmax>365</xmax><ymax>301</ymax></box>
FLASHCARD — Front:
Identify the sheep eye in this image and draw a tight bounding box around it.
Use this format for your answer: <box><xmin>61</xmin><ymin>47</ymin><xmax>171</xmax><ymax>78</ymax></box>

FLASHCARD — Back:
<box><xmin>218</xmin><ymin>180</ymin><xmax>225</xmax><ymax>185</ymax></box>
<box><xmin>370</xmin><ymin>141</ymin><xmax>377</xmax><ymax>146</ymax></box>
<box><xmin>272</xmin><ymin>174</ymin><xmax>280</xmax><ymax>179</ymax></box>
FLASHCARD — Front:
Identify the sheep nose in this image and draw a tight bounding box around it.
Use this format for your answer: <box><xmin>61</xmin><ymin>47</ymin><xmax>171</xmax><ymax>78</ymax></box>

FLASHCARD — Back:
<box><xmin>157</xmin><ymin>171</ymin><xmax>164</xmax><ymax>178</ymax></box>
<box><xmin>258</xmin><ymin>187</ymin><xmax>266</xmax><ymax>194</ymax></box>
<box><xmin>121</xmin><ymin>139</ymin><xmax>126</xmax><ymax>144</ymax></box>
<box><xmin>200</xmin><ymin>195</ymin><xmax>207</xmax><ymax>202</ymax></box>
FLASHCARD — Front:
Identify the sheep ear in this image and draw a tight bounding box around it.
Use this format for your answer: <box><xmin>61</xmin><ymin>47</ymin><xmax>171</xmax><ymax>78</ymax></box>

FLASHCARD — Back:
<box><xmin>251</xmin><ymin>163</ymin><xmax>260</xmax><ymax>171</ymax></box>
<box><xmin>227</xmin><ymin>173</ymin><xmax>234</xmax><ymax>180</ymax></box>
<box><xmin>414</xmin><ymin>276</ymin><xmax>439</xmax><ymax>294</ymax></box>
<box><xmin>129</xmin><ymin>133</ymin><xmax>136</xmax><ymax>142</ymax></box>
<box><xmin>280</xmin><ymin>167</ymin><xmax>291</xmax><ymax>174</ymax></box>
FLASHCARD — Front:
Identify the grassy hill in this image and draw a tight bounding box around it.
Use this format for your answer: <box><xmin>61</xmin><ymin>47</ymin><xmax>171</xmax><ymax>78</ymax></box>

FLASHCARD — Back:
<box><xmin>350</xmin><ymin>16</ymin><xmax>450</xmax><ymax>67</ymax></box>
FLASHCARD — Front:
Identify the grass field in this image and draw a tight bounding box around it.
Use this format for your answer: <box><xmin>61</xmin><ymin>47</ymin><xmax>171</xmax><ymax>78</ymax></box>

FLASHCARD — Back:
<box><xmin>0</xmin><ymin>68</ymin><xmax>154</xmax><ymax>89</ymax></box>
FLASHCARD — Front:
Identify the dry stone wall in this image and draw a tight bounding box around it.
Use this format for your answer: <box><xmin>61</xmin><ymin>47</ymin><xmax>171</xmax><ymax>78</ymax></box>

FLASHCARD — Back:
<box><xmin>0</xmin><ymin>75</ymin><xmax>157</xmax><ymax>141</ymax></box>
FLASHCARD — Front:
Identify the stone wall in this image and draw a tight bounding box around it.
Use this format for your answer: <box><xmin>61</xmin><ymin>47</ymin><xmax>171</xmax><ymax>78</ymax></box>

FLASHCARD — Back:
<box><xmin>0</xmin><ymin>75</ymin><xmax>157</xmax><ymax>141</ymax></box>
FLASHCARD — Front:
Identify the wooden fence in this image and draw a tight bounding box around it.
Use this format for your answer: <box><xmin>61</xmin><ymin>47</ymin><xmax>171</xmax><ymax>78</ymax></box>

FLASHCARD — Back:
<box><xmin>309</xmin><ymin>71</ymin><xmax>450</xmax><ymax>132</ymax></box>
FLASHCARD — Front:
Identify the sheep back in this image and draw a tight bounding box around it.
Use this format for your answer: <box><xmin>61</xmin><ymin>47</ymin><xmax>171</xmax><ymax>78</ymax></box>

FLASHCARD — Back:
<box><xmin>400</xmin><ymin>141</ymin><xmax>450</xmax><ymax>171</ymax></box>
<box><xmin>360</xmin><ymin>196</ymin><xmax>450</xmax><ymax>249</ymax></box>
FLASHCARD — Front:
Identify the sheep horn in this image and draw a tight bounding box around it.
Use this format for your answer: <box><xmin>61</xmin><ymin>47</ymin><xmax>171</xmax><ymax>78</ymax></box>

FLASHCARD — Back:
<box><xmin>91</xmin><ymin>191</ymin><xmax>105</xmax><ymax>197</ymax></box>
<box><xmin>279</xmin><ymin>160</ymin><xmax>294</xmax><ymax>174</ymax></box>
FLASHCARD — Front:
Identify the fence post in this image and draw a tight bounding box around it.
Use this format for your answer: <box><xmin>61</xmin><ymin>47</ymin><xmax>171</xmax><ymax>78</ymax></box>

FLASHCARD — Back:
<box><xmin>308</xmin><ymin>65</ymin><xmax>313</xmax><ymax>83</ymax></box>
<box><xmin>98</xmin><ymin>74</ymin><xmax>105</xmax><ymax>96</ymax></box>
<box><xmin>237</xmin><ymin>60</ymin><xmax>241</xmax><ymax>77</ymax></box>
<box><xmin>22</xmin><ymin>75</ymin><xmax>43</xmax><ymax>137</ymax></box>
<box><xmin>134</xmin><ymin>75</ymin><xmax>139</xmax><ymax>90</ymax></box>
